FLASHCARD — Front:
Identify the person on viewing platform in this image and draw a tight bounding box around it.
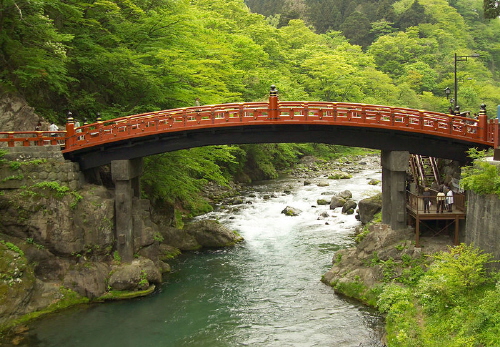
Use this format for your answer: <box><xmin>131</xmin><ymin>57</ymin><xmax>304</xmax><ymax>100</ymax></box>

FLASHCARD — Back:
<box><xmin>436</xmin><ymin>188</ymin><xmax>446</xmax><ymax>213</ymax></box>
<box><xmin>35</xmin><ymin>121</ymin><xmax>42</xmax><ymax>131</ymax></box>
<box><xmin>446</xmin><ymin>188</ymin><xmax>454</xmax><ymax>212</ymax></box>
<box><xmin>423</xmin><ymin>187</ymin><xmax>431</xmax><ymax>213</ymax></box>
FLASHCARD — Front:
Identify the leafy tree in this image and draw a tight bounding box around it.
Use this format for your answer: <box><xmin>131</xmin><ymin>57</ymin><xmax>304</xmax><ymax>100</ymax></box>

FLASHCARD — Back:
<box><xmin>142</xmin><ymin>146</ymin><xmax>242</xmax><ymax>214</ymax></box>
<box><xmin>0</xmin><ymin>0</ymin><xmax>75</xmax><ymax>114</ymax></box>
<box><xmin>400</xmin><ymin>61</ymin><xmax>438</xmax><ymax>93</ymax></box>
<box><xmin>395</xmin><ymin>0</ymin><xmax>431</xmax><ymax>30</ymax></box>
<box><xmin>461</xmin><ymin>149</ymin><xmax>500</xmax><ymax>196</ymax></box>
<box><xmin>368</xmin><ymin>29</ymin><xmax>438</xmax><ymax>79</ymax></box>
<box><xmin>340</xmin><ymin>11</ymin><xmax>372</xmax><ymax>47</ymax></box>
<box><xmin>484</xmin><ymin>0</ymin><xmax>500</xmax><ymax>19</ymax></box>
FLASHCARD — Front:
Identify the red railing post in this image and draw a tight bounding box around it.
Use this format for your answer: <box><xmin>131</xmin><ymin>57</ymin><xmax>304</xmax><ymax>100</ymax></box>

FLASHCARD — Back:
<box><xmin>7</xmin><ymin>132</ymin><xmax>14</xmax><ymax>147</ymax></box>
<box><xmin>268</xmin><ymin>85</ymin><xmax>279</xmax><ymax>120</ymax></box>
<box><xmin>65</xmin><ymin>112</ymin><xmax>76</xmax><ymax>149</ymax></box>
<box><xmin>478</xmin><ymin>104</ymin><xmax>487</xmax><ymax>142</ymax></box>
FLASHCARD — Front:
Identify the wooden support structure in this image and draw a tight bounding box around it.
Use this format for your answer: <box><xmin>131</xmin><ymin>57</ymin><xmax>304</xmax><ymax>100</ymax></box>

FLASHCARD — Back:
<box><xmin>407</xmin><ymin>191</ymin><xmax>465</xmax><ymax>247</ymax></box>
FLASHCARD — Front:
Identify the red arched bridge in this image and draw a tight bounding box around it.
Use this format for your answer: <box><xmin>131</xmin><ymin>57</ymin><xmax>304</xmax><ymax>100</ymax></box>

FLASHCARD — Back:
<box><xmin>1</xmin><ymin>88</ymin><xmax>498</xmax><ymax>170</ymax></box>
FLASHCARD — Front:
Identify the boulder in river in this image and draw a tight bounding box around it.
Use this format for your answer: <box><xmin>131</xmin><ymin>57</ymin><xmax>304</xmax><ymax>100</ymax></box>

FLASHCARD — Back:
<box><xmin>281</xmin><ymin>206</ymin><xmax>302</xmax><ymax>216</ymax></box>
<box><xmin>342</xmin><ymin>199</ymin><xmax>357</xmax><ymax>214</ymax></box>
<box><xmin>184</xmin><ymin>220</ymin><xmax>244</xmax><ymax>247</ymax></box>
<box><xmin>356</xmin><ymin>193</ymin><xmax>382</xmax><ymax>224</ymax></box>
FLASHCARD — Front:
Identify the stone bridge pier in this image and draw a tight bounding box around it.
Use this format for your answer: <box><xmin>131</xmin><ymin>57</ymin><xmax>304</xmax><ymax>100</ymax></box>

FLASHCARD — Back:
<box><xmin>111</xmin><ymin>158</ymin><xmax>143</xmax><ymax>262</ymax></box>
<box><xmin>381</xmin><ymin>150</ymin><xmax>410</xmax><ymax>231</ymax></box>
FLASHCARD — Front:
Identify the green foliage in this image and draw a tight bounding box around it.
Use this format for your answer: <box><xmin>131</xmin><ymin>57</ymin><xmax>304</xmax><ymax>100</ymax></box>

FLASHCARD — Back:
<box><xmin>461</xmin><ymin>149</ymin><xmax>500</xmax><ymax>196</ymax></box>
<box><xmin>19</xmin><ymin>181</ymin><xmax>83</xmax><ymax>208</ymax></box>
<box><xmin>379</xmin><ymin>244</ymin><xmax>500</xmax><ymax>346</ymax></box>
<box><xmin>113</xmin><ymin>251</ymin><xmax>121</xmax><ymax>263</ymax></box>
<box><xmin>153</xmin><ymin>232</ymin><xmax>164</xmax><ymax>243</ymax></box>
<box><xmin>142</xmin><ymin>146</ymin><xmax>239</xmax><ymax>214</ymax></box>
<box><xmin>0</xmin><ymin>240</ymin><xmax>24</xmax><ymax>256</ymax></box>
<box><xmin>138</xmin><ymin>270</ymin><xmax>148</xmax><ymax>288</ymax></box>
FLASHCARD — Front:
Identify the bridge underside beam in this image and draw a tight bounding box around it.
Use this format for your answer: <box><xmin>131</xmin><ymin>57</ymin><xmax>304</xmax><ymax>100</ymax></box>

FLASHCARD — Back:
<box><xmin>64</xmin><ymin>124</ymin><xmax>488</xmax><ymax>170</ymax></box>
<box><xmin>381</xmin><ymin>150</ymin><xmax>410</xmax><ymax>231</ymax></box>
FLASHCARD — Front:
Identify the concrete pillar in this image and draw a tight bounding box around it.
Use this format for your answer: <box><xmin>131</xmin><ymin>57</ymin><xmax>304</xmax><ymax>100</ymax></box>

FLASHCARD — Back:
<box><xmin>111</xmin><ymin>158</ymin><xmax>143</xmax><ymax>262</ymax></box>
<box><xmin>381</xmin><ymin>150</ymin><xmax>409</xmax><ymax>231</ymax></box>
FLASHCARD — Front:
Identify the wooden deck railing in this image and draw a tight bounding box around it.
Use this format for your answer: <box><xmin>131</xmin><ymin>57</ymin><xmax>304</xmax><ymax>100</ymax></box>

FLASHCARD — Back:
<box><xmin>406</xmin><ymin>190</ymin><xmax>466</xmax><ymax>214</ymax></box>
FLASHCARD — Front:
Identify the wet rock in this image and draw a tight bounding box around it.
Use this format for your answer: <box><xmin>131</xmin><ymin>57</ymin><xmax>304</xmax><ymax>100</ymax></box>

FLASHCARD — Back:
<box><xmin>357</xmin><ymin>193</ymin><xmax>382</xmax><ymax>224</ymax></box>
<box><xmin>184</xmin><ymin>220</ymin><xmax>243</xmax><ymax>247</ymax></box>
<box><xmin>62</xmin><ymin>262</ymin><xmax>111</xmax><ymax>298</ymax></box>
<box><xmin>342</xmin><ymin>200</ymin><xmax>357</xmax><ymax>214</ymax></box>
<box><xmin>329</xmin><ymin>196</ymin><xmax>346</xmax><ymax>209</ymax></box>
<box><xmin>108</xmin><ymin>258</ymin><xmax>161</xmax><ymax>291</ymax></box>
<box><xmin>281</xmin><ymin>206</ymin><xmax>302</xmax><ymax>216</ymax></box>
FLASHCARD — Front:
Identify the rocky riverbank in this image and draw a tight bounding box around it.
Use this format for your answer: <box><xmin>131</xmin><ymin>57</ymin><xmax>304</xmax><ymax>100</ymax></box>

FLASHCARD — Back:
<box><xmin>0</xmin><ymin>156</ymin><xmax>243</xmax><ymax>335</ymax></box>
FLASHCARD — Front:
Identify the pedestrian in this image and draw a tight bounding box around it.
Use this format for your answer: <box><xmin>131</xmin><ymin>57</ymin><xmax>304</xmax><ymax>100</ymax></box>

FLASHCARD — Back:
<box><xmin>35</xmin><ymin>121</ymin><xmax>42</xmax><ymax>131</ymax></box>
<box><xmin>422</xmin><ymin>187</ymin><xmax>431</xmax><ymax>213</ymax></box>
<box><xmin>49</xmin><ymin>122</ymin><xmax>59</xmax><ymax>137</ymax></box>
<box><xmin>436</xmin><ymin>188</ymin><xmax>446</xmax><ymax>213</ymax></box>
<box><xmin>446</xmin><ymin>189</ymin><xmax>454</xmax><ymax>212</ymax></box>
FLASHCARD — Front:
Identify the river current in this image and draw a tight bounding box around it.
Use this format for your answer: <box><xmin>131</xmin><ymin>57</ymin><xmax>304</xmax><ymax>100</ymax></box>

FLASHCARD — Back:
<box><xmin>17</xmin><ymin>165</ymin><xmax>384</xmax><ymax>347</ymax></box>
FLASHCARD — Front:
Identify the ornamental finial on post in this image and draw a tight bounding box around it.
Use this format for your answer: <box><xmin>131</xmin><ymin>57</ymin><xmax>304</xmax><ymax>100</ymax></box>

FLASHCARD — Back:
<box><xmin>270</xmin><ymin>85</ymin><xmax>278</xmax><ymax>97</ymax></box>
<box><xmin>479</xmin><ymin>103</ymin><xmax>487</xmax><ymax>116</ymax></box>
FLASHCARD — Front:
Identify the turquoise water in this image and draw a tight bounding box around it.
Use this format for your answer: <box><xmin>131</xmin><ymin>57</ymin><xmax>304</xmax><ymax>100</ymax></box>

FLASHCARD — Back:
<box><xmin>17</xmin><ymin>169</ymin><xmax>384</xmax><ymax>347</ymax></box>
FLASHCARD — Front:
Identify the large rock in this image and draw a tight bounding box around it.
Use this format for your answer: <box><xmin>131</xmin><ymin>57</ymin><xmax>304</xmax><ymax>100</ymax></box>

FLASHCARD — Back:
<box><xmin>108</xmin><ymin>258</ymin><xmax>162</xmax><ymax>291</ymax></box>
<box><xmin>329</xmin><ymin>196</ymin><xmax>346</xmax><ymax>209</ymax></box>
<box><xmin>160</xmin><ymin>226</ymin><xmax>200</xmax><ymax>251</ymax></box>
<box><xmin>0</xmin><ymin>184</ymin><xmax>115</xmax><ymax>256</ymax></box>
<box><xmin>62</xmin><ymin>262</ymin><xmax>111</xmax><ymax>298</ymax></box>
<box><xmin>281</xmin><ymin>206</ymin><xmax>302</xmax><ymax>216</ymax></box>
<box><xmin>341</xmin><ymin>199</ymin><xmax>357</xmax><ymax>214</ymax></box>
<box><xmin>184</xmin><ymin>220</ymin><xmax>243</xmax><ymax>247</ymax></box>
<box><xmin>357</xmin><ymin>193</ymin><xmax>382</xmax><ymax>224</ymax></box>
<box><xmin>0</xmin><ymin>91</ymin><xmax>45</xmax><ymax>132</ymax></box>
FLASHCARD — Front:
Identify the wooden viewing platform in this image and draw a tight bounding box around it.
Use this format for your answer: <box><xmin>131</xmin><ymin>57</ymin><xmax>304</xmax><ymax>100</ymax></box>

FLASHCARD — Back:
<box><xmin>406</xmin><ymin>191</ymin><xmax>466</xmax><ymax>247</ymax></box>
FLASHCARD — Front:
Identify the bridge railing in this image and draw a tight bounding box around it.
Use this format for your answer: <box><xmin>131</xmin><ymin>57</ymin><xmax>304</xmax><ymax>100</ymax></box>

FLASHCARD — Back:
<box><xmin>0</xmin><ymin>99</ymin><xmax>498</xmax><ymax>152</ymax></box>
<box><xmin>0</xmin><ymin>131</ymin><xmax>65</xmax><ymax>147</ymax></box>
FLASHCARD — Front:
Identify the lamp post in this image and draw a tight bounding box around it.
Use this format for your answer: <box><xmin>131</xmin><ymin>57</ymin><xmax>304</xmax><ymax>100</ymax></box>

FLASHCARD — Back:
<box><xmin>454</xmin><ymin>53</ymin><xmax>480</xmax><ymax>109</ymax></box>
<box><xmin>444</xmin><ymin>87</ymin><xmax>453</xmax><ymax>113</ymax></box>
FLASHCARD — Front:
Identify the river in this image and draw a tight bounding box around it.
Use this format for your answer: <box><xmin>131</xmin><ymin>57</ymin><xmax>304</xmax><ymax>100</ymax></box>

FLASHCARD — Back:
<box><xmin>15</xmin><ymin>163</ymin><xmax>384</xmax><ymax>347</ymax></box>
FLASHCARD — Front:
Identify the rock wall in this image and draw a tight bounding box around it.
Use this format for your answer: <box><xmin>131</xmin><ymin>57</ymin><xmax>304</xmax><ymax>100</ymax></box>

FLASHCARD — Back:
<box><xmin>0</xmin><ymin>146</ymin><xmax>82</xmax><ymax>190</ymax></box>
<box><xmin>465</xmin><ymin>191</ymin><xmax>500</xmax><ymax>267</ymax></box>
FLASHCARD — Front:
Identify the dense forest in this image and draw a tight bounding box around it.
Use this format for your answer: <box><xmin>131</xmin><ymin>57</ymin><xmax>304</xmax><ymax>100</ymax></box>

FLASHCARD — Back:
<box><xmin>2</xmin><ymin>0</ymin><xmax>500</xmax><ymax>211</ymax></box>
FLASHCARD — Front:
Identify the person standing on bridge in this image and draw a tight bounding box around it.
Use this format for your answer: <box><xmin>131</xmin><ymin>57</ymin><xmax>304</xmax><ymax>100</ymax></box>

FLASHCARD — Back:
<box><xmin>49</xmin><ymin>122</ymin><xmax>59</xmax><ymax>137</ymax></box>
<box><xmin>436</xmin><ymin>188</ymin><xmax>446</xmax><ymax>213</ymax></box>
<box><xmin>423</xmin><ymin>187</ymin><xmax>431</xmax><ymax>213</ymax></box>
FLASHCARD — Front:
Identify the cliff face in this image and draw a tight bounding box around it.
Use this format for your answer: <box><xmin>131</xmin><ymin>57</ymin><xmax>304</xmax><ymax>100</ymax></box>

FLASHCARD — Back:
<box><xmin>0</xmin><ymin>91</ymin><xmax>45</xmax><ymax>132</ymax></box>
